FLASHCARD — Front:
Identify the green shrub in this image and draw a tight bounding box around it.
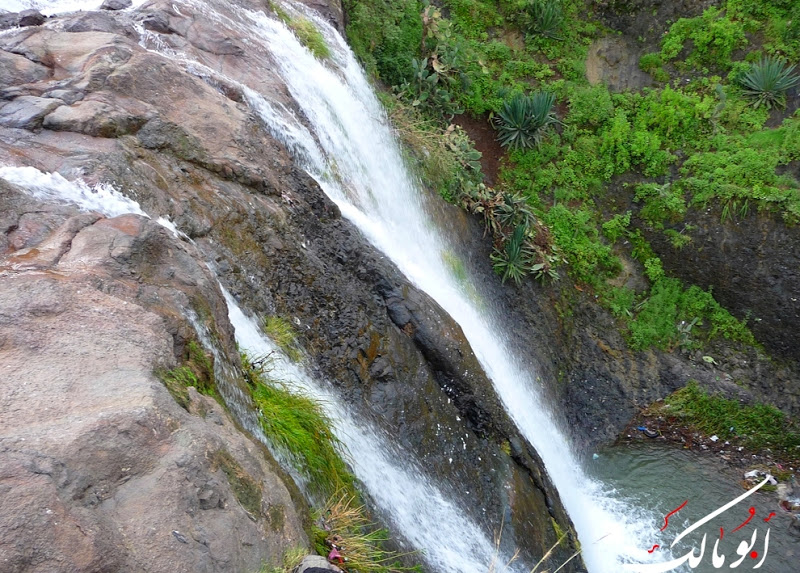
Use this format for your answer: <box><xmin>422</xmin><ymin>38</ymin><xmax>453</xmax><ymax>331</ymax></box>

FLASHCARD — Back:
<box><xmin>494</xmin><ymin>91</ymin><xmax>558</xmax><ymax>149</ymax></box>
<box><xmin>736</xmin><ymin>56</ymin><xmax>800</xmax><ymax>109</ymax></box>
<box><xmin>520</xmin><ymin>0</ymin><xmax>564</xmax><ymax>40</ymax></box>
<box><xmin>567</xmin><ymin>84</ymin><xmax>615</xmax><ymax>129</ymax></box>
<box><xmin>343</xmin><ymin>0</ymin><xmax>423</xmax><ymax>85</ymax></box>
<box><xmin>491</xmin><ymin>224</ymin><xmax>532</xmax><ymax>283</ymax></box>
<box><xmin>289</xmin><ymin>17</ymin><xmax>331</xmax><ymax>59</ymax></box>
<box><xmin>159</xmin><ymin>340</ymin><xmax>216</xmax><ymax>408</ymax></box>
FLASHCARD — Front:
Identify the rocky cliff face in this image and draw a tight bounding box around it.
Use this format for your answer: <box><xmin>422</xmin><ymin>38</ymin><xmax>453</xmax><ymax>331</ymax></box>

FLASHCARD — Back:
<box><xmin>0</xmin><ymin>1</ymin><xmax>582</xmax><ymax>570</ymax></box>
<box><xmin>0</xmin><ymin>182</ymin><xmax>308</xmax><ymax>572</ymax></box>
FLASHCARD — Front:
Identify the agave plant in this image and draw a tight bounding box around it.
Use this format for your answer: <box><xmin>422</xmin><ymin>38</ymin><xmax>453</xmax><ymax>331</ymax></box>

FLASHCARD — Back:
<box><xmin>494</xmin><ymin>92</ymin><xmax>558</xmax><ymax>150</ymax></box>
<box><xmin>490</xmin><ymin>224</ymin><xmax>533</xmax><ymax>284</ymax></box>
<box><xmin>737</xmin><ymin>56</ymin><xmax>800</xmax><ymax>109</ymax></box>
<box><xmin>524</xmin><ymin>0</ymin><xmax>564</xmax><ymax>40</ymax></box>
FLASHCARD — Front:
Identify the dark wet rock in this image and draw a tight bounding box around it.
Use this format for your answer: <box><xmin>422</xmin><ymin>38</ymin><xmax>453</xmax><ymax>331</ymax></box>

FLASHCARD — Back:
<box><xmin>0</xmin><ymin>96</ymin><xmax>60</xmax><ymax>129</ymax></box>
<box><xmin>18</xmin><ymin>10</ymin><xmax>45</xmax><ymax>28</ymax></box>
<box><xmin>101</xmin><ymin>0</ymin><xmax>132</xmax><ymax>10</ymax></box>
<box><xmin>142</xmin><ymin>11</ymin><xmax>174</xmax><ymax>34</ymax></box>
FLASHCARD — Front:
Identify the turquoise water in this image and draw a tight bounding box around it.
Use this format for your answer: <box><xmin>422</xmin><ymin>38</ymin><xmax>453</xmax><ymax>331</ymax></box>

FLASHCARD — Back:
<box><xmin>589</xmin><ymin>443</ymin><xmax>798</xmax><ymax>572</ymax></box>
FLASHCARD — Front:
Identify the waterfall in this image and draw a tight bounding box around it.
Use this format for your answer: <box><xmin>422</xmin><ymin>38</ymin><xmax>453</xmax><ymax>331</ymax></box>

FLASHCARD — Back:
<box><xmin>0</xmin><ymin>163</ymin><xmax>519</xmax><ymax>572</ymax></box>
<box><xmin>1</xmin><ymin>1</ymin><xmax>674</xmax><ymax>570</ymax></box>
<box><xmin>225</xmin><ymin>290</ymin><xmax>521</xmax><ymax>573</ymax></box>
<box><xmin>234</xmin><ymin>4</ymin><xmax>664</xmax><ymax>572</ymax></box>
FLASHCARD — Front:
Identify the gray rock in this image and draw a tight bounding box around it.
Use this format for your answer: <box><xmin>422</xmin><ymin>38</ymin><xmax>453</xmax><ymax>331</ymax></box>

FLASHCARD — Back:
<box><xmin>42</xmin><ymin>89</ymin><xmax>85</xmax><ymax>105</ymax></box>
<box><xmin>0</xmin><ymin>96</ymin><xmax>61</xmax><ymax>129</ymax></box>
<box><xmin>0</xmin><ymin>188</ymin><xmax>309</xmax><ymax>572</ymax></box>
<box><xmin>63</xmin><ymin>11</ymin><xmax>137</xmax><ymax>37</ymax></box>
<box><xmin>0</xmin><ymin>49</ymin><xmax>50</xmax><ymax>86</ymax></box>
<box><xmin>0</xmin><ymin>12</ymin><xmax>19</xmax><ymax>30</ymax></box>
<box><xmin>18</xmin><ymin>9</ymin><xmax>45</xmax><ymax>27</ymax></box>
<box><xmin>294</xmin><ymin>555</ymin><xmax>343</xmax><ymax>573</ymax></box>
<box><xmin>100</xmin><ymin>0</ymin><xmax>132</xmax><ymax>10</ymax></box>
<box><xmin>43</xmin><ymin>99</ymin><xmax>149</xmax><ymax>137</ymax></box>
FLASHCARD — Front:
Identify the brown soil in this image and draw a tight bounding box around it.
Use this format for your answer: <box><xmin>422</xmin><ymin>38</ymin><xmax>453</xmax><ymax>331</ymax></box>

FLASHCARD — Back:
<box><xmin>453</xmin><ymin>112</ymin><xmax>504</xmax><ymax>185</ymax></box>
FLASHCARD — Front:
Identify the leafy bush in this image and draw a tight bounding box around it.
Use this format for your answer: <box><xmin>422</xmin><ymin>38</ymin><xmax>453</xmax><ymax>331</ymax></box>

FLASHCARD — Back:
<box><xmin>494</xmin><ymin>91</ymin><xmax>558</xmax><ymax>149</ymax></box>
<box><xmin>736</xmin><ymin>55</ymin><xmax>800</xmax><ymax>109</ymax></box>
<box><xmin>567</xmin><ymin>84</ymin><xmax>615</xmax><ymax>129</ymax></box>
<box><xmin>343</xmin><ymin>0</ymin><xmax>423</xmax><ymax>85</ymax></box>
<box><xmin>660</xmin><ymin>8</ymin><xmax>747</xmax><ymax>68</ymax></box>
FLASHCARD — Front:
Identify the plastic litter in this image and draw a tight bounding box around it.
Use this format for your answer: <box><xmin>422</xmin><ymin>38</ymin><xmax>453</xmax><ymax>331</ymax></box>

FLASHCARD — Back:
<box><xmin>710</xmin><ymin>435</ymin><xmax>719</xmax><ymax>442</ymax></box>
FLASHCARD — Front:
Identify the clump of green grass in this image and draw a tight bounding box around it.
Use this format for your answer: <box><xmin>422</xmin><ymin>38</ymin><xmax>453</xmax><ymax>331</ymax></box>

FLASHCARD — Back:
<box><xmin>159</xmin><ymin>340</ymin><xmax>216</xmax><ymax>408</ymax></box>
<box><xmin>313</xmin><ymin>493</ymin><xmax>421</xmax><ymax>573</ymax></box>
<box><xmin>262</xmin><ymin>316</ymin><xmax>303</xmax><ymax>362</ymax></box>
<box><xmin>665</xmin><ymin>381</ymin><xmax>800</xmax><ymax>453</ymax></box>
<box><xmin>289</xmin><ymin>17</ymin><xmax>331</xmax><ymax>59</ymax></box>
<box><xmin>241</xmin><ymin>350</ymin><xmax>353</xmax><ymax>498</ymax></box>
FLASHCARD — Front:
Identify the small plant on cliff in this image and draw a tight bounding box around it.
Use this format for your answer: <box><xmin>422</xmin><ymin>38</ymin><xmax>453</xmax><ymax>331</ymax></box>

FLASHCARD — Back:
<box><xmin>262</xmin><ymin>315</ymin><xmax>303</xmax><ymax>362</ymax></box>
<box><xmin>159</xmin><ymin>340</ymin><xmax>216</xmax><ymax>409</ymax></box>
<box><xmin>494</xmin><ymin>92</ymin><xmax>557</xmax><ymax>150</ymax></box>
<box><xmin>737</xmin><ymin>56</ymin><xmax>800</xmax><ymax>109</ymax></box>
<box><xmin>313</xmin><ymin>493</ymin><xmax>420</xmax><ymax>573</ymax></box>
<box><xmin>241</xmin><ymin>349</ymin><xmax>354</xmax><ymax>498</ymax></box>
<box><xmin>519</xmin><ymin>0</ymin><xmax>564</xmax><ymax>41</ymax></box>
<box><xmin>290</xmin><ymin>17</ymin><xmax>331</xmax><ymax>60</ymax></box>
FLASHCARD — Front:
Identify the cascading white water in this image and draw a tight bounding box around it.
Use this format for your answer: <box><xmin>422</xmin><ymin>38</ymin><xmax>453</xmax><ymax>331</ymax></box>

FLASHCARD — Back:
<box><xmin>233</xmin><ymin>4</ymin><xmax>667</xmax><ymax>571</ymax></box>
<box><xmin>225</xmin><ymin>290</ymin><xmax>522</xmax><ymax>573</ymax></box>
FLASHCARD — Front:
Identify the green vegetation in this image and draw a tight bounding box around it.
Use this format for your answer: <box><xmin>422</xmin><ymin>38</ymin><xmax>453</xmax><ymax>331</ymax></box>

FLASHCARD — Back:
<box><xmin>341</xmin><ymin>0</ymin><xmax>798</xmax><ymax>355</ymax></box>
<box><xmin>313</xmin><ymin>494</ymin><xmax>421</xmax><ymax>573</ymax></box>
<box><xmin>159</xmin><ymin>340</ymin><xmax>217</xmax><ymax>409</ymax></box>
<box><xmin>271</xmin><ymin>4</ymin><xmax>331</xmax><ymax>59</ymax></box>
<box><xmin>241</xmin><ymin>350</ymin><xmax>353</xmax><ymax>498</ymax></box>
<box><xmin>664</xmin><ymin>381</ymin><xmax>800</xmax><ymax>453</ymax></box>
<box><xmin>737</xmin><ymin>56</ymin><xmax>800</xmax><ymax>109</ymax></box>
<box><xmin>238</xmin><ymin>346</ymin><xmax>420</xmax><ymax>572</ymax></box>
<box><xmin>494</xmin><ymin>92</ymin><xmax>558</xmax><ymax>149</ymax></box>
<box><xmin>262</xmin><ymin>315</ymin><xmax>303</xmax><ymax>362</ymax></box>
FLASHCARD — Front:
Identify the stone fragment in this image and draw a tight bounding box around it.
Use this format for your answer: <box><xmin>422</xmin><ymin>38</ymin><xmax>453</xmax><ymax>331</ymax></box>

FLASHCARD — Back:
<box><xmin>0</xmin><ymin>96</ymin><xmax>60</xmax><ymax>129</ymax></box>
<box><xmin>100</xmin><ymin>0</ymin><xmax>132</xmax><ymax>10</ymax></box>
<box><xmin>18</xmin><ymin>10</ymin><xmax>45</xmax><ymax>27</ymax></box>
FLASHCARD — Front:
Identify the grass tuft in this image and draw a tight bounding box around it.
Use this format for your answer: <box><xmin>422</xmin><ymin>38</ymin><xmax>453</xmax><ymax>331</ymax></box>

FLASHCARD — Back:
<box><xmin>241</xmin><ymin>350</ymin><xmax>353</xmax><ymax>498</ymax></box>
<box><xmin>314</xmin><ymin>493</ymin><xmax>421</xmax><ymax>573</ymax></box>
<box><xmin>262</xmin><ymin>316</ymin><xmax>303</xmax><ymax>362</ymax></box>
